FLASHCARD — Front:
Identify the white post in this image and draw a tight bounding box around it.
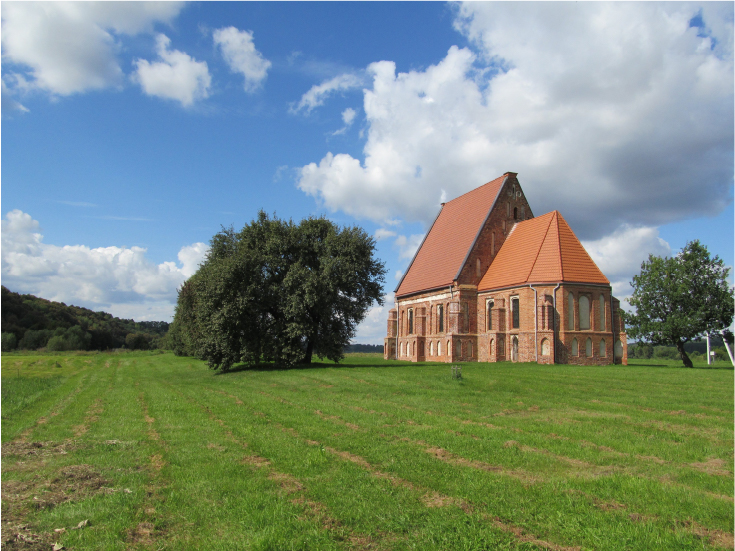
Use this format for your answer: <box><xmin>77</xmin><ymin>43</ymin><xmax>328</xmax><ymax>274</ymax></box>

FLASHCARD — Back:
<box><xmin>720</xmin><ymin>330</ymin><xmax>734</xmax><ymax>366</ymax></box>
<box><xmin>706</xmin><ymin>333</ymin><xmax>711</xmax><ymax>365</ymax></box>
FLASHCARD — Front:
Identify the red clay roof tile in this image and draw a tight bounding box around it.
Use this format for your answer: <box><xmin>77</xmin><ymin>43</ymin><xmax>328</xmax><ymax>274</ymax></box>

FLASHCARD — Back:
<box><xmin>478</xmin><ymin>211</ymin><xmax>609</xmax><ymax>291</ymax></box>
<box><xmin>395</xmin><ymin>174</ymin><xmax>507</xmax><ymax>297</ymax></box>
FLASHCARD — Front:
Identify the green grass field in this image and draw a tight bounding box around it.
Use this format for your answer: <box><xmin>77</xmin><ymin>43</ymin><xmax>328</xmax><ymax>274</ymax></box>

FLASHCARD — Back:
<box><xmin>2</xmin><ymin>352</ymin><xmax>733</xmax><ymax>550</ymax></box>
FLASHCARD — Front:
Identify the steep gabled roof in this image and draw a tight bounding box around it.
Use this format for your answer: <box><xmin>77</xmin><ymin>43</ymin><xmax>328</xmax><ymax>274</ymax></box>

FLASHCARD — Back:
<box><xmin>478</xmin><ymin>211</ymin><xmax>609</xmax><ymax>291</ymax></box>
<box><xmin>395</xmin><ymin>174</ymin><xmax>508</xmax><ymax>298</ymax></box>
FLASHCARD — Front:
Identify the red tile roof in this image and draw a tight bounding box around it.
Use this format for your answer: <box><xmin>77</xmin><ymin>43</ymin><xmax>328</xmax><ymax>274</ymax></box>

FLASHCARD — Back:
<box><xmin>395</xmin><ymin>174</ymin><xmax>508</xmax><ymax>298</ymax></box>
<box><xmin>478</xmin><ymin>211</ymin><xmax>609</xmax><ymax>291</ymax></box>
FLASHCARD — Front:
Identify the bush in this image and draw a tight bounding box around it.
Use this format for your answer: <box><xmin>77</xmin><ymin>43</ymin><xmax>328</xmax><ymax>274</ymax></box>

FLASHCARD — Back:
<box><xmin>1</xmin><ymin>332</ymin><xmax>17</xmax><ymax>352</ymax></box>
<box><xmin>46</xmin><ymin>335</ymin><xmax>69</xmax><ymax>351</ymax></box>
<box><xmin>18</xmin><ymin>329</ymin><xmax>53</xmax><ymax>350</ymax></box>
<box><xmin>653</xmin><ymin>346</ymin><xmax>678</xmax><ymax>359</ymax></box>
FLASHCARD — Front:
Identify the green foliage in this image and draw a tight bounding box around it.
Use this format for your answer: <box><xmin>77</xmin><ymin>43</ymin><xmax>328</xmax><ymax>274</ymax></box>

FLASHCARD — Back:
<box><xmin>171</xmin><ymin>212</ymin><xmax>386</xmax><ymax>370</ymax></box>
<box><xmin>627</xmin><ymin>241</ymin><xmax>734</xmax><ymax>368</ymax></box>
<box><xmin>1</xmin><ymin>286</ymin><xmax>169</xmax><ymax>351</ymax></box>
<box><xmin>1</xmin><ymin>332</ymin><xmax>17</xmax><ymax>352</ymax></box>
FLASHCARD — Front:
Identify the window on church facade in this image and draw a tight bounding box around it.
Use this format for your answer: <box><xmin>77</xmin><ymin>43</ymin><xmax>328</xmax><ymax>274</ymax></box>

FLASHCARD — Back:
<box><xmin>541</xmin><ymin>338</ymin><xmax>550</xmax><ymax>356</ymax></box>
<box><xmin>476</xmin><ymin>258</ymin><xmax>481</xmax><ymax>278</ymax></box>
<box><xmin>462</xmin><ymin>302</ymin><xmax>469</xmax><ymax>333</ymax></box>
<box><xmin>408</xmin><ymin>309</ymin><xmax>414</xmax><ymax>334</ymax></box>
<box><xmin>579</xmin><ymin>296</ymin><xmax>590</xmax><ymax>330</ymax></box>
<box><xmin>437</xmin><ymin>341</ymin><xmax>442</xmax><ymax>356</ymax></box>
<box><xmin>438</xmin><ymin>305</ymin><xmax>444</xmax><ymax>333</ymax></box>
<box><xmin>599</xmin><ymin>339</ymin><xmax>606</xmax><ymax>357</ymax></box>
<box><xmin>511</xmin><ymin>297</ymin><xmax>520</xmax><ymax>329</ymax></box>
<box><xmin>586</xmin><ymin>338</ymin><xmax>592</xmax><ymax>357</ymax></box>
<box><xmin>572</xmin><ymin>338</ymin><xmax>578</xmax><ymax>356</ymax></box>
<box><xmin>513</xmin><ymin>207</ymin><xmax>518</xmax><ymax>220</ymax></box>
<box><xmin>568</xmin><ymin>293</ymin><xmax>575</xmax><ymax>330</ymax></box>
<box><xmin>487</xmin><ymin>300</ymin><xmax>494</xmax><ymax>330</ymax></box>
<box><xmin>599</xmin><ymin>295</ymin><xmax>606</xmax><ymax>331</ymax></box>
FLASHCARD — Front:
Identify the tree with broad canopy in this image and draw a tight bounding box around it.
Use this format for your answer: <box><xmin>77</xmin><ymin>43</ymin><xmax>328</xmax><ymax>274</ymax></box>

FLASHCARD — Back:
<box><xmin>626</xmin><ymin>240</ymin><xmax>734</xmax><ymax>368</ymax></box>
<box><xmin>169</xmin><ymin>211</ymin><xmax>386</xmax><ymax>370</ymax></box>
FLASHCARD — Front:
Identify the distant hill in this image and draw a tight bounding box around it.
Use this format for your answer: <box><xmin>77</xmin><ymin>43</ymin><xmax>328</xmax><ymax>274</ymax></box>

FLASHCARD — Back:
<box><xmin>1</xmin><ymin>286</ymin><xmax>169</xmax><ymax>351</ymax></box>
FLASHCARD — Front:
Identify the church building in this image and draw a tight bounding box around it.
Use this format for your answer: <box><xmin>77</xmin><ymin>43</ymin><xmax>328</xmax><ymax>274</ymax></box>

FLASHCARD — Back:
<box><xmin>384</xmin><ymin>172</ymin><xmax>627</xmax><ymax>365</ymax></box>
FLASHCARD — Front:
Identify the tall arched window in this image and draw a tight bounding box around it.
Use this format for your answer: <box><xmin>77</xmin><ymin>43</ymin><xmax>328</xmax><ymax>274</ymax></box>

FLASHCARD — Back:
<box><xmin>599</xmin><ymin>339</ymin><xmax>606</xmax><ymax>357</ymax></box>
<box><xmin>579</xmin><ymin>296</ymin><xmax>590</xmax><ymax>330</ymax></box>
<box><xmin>438</xmin><ymin>305</ymin><xmax>444</xmax><ymax>333</ymax></box>
<box><xmin>400</xmin><ymin>342</ymin><xmax>404</xmax><ymax>357</ymax></box>
<box><xmin>447</xmin><ymin>340</ymin><xmax>451</xmax><ymax>356</ymax></box>
<box><xmin>437</xmin><ymin>341</ymin><xmax>442</xmax><ymax>356</ymax></box>
<box><xmin>487</xmin><ymin>300</ymin><xmax>494</xmax><ymax>330</ymax></box>
<box><xmin>430</xmin><ymin>341</ymin><xmax>434</xmax><ymax>356</ymax></box>
<box><xmin>585</xmin><ymin>338</ymin><xmax>592</xmax><ymax>357</ymax></box>
<box><xmin>408</xmin><ymin>309</ymin><xmax>414</xmax><ymax>334</ymax></box>
<box><xmin>568</xmin><ymin>293</ymin><xmax>575</xmax><ymax>330</ymax></box>
<box><xmin>513</xmin><ymin>207</ymin><xmax>518</xmax><ymax>220</ymax></box>
<box><xmin>599</xmin><ymin>295</ymin><xmax>606</xmax><ymax>331</ymax></box>
<box><xmin>571</xmin><ymin>338</ymin><xmax>578</xmax><ymax>356</ymax></box>
<box><xmin>489</xmin><ymin>339</ymin><xmax>494</xmax><ymax>357</ymax></box>
<box><xmin>614</xmin><ymin>339</ymin><xmax>623</xmax><ymax>360</ymax></box>
<box><xmin>511</xmin><ymin>297</ymin><xmax>520</xmax><ymax>329</ymax></box>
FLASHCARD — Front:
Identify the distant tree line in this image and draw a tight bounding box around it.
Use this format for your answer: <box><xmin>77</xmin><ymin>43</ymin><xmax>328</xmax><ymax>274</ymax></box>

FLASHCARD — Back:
<box><xmin>345</xmin><ymin>344</ymin><xmax>383</xmax><ymax>353</ymax></box>
<box><xmin>1</xmin><ymin>286</ymin><xmax>169</xmax><ymax>352</ymax></box>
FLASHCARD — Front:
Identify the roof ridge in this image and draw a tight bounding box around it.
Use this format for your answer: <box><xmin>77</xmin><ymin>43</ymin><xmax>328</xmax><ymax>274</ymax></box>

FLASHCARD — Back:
<box><xmin>445</xmin><ymin>174</ymin><xmax>506</xmax><ymax>204</ymax></box>
<box><xmin>525</xmin><ymin>212</ymin><xmax>556</xmax><ymax>283</ymax></box>
<box><xmin>554</xmin><ymin>211</ymin><xmax>564</xmax><ymax>281</ymax></box>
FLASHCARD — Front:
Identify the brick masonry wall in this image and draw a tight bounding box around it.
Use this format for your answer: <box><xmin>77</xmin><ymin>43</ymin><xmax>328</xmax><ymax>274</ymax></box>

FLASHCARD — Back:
<box><xmin>457</xmin><ymin>175</ymin><xmax>535</xmax><ymax>287</ymax></box>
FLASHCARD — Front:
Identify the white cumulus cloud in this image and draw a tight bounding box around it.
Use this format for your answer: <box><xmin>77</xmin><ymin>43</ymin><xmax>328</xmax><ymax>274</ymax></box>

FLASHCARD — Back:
<box><xmin>582</xmin><ymin>225</ymin><xmax>672</xmax><ymax>299</ymax></box>
<box><xmin>291</xmin><ymin>73</ymin><xmax>365</xmax><ymax>114</ymax></box>
<box><xmin>213</xmin><ymin>26</ymin><xmax>271</xmax><ymax>92</ymax></box>
<box><xmin>296</xmin><ymin>3</ymin><xmax>733</xmax><ymax>242</ymax></box>
<box><xmin>1</xmin><ymin>1</ymin><xmax>183</xmax><ymax>96</ymax></box>
<box><xmin>133</xmin><ymin>34</ymin><xmax>211</xmax><ymax>106</ymax></box>
<box><xmin>1</xmin><ymin>210</ymin><xmax>208</xmax><ymax>321</ymax></box>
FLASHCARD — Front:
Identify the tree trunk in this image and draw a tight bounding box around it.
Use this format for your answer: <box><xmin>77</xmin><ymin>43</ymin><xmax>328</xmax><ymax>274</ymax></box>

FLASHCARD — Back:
<box><xmin>675</xmin><ymin>340</ymin><xmax>693</xmax><ymax>368</ymax></box>
<box><xmin>302</xmin><ymin>340</ymin><xmax>314</xmax><ymax>365</ymax></box>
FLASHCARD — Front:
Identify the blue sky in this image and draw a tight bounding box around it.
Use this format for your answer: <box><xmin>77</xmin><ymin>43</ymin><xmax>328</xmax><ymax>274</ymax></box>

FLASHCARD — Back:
<box><xmin>2</xmin><ymin>2</ymin><xmax>733</xmax><ymax>344</ymax></box>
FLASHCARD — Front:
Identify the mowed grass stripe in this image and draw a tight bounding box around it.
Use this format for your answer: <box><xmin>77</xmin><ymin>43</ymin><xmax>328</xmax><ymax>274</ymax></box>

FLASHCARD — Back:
<box><xmin>182</xmin><ymin>382</ymin><xmax>554</xmax><ymax>550</ymax></box>
<box><xmin>233</xmin><ymin>371</ymin><xmax>732</xmax><ymax>502</ymax></box>
<box><xmin>198</xmin><ymin>362</ymin><xmax>732</xmax><ymax>548</ymax></box>
<box><xmin>3</xmin><ymin>352</ymin><xmax>733</xmax><ymax>550</ymax></box>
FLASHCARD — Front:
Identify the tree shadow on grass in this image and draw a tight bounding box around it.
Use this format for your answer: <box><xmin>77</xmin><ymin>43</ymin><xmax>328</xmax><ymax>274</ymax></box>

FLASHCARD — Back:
<box><xmin>213</xmin><ymin>357</ymin><xmax>437</xmax><ymax>375</ymax></box>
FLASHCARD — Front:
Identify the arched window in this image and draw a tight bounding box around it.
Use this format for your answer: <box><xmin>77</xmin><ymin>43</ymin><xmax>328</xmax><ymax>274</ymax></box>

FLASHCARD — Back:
<box><xmin>541</xmin><ymin>338</ymin><xmax>550</xmax><ymax>356</ymax></box>
<box><xmin>568</xmin><ymin>293</ymin><xmax>575</xmax><ymax>330</ymax></box>
<box><xmin>408</xmin><ymin>309</ymin><xmax>414</xmax><ymax>334</ymax></box>
<box><xmin>506</xmin><ymin>202</ymin><xmax>510</xmax><ymax>217</ymax></box>
<box><xmin>511</xmin><ymin>297</ymin><xmax>520</xmax><ymax>329</ymax></box>
<box><xmin>614</xmin><ymin>339</ymin><xmax>623</xmax><ymax>360</ymax></box>
<box><xmin>430</xmin><ymin>341</ymin><xmax>434</xmax><ymax>356</ymax></box>
<box><xmin>437</xmin><ymin>341</ymin><xmax>442</xmax><ymax>356</ymax></box>
<box><xmin>586</xmin><ymin>337</ymin><xmax>592</xmax><ymax>357</ymax></box>
<box><xmin>489</xmin><ymin>339</ymin><xmax>494</xmax><ymax>357</ymax></box>
<box><xmin>462</xmin><ymin>302</ymin><xmax>469</xmax><ymax>333</ymax></box>
<box><xmin>447</xmin><ymin>340</ymin><xmax>451</xmax><ymax>356</ymax></box>
<box><xmin>599</xmin><ymin>295</ymin><xmax>606</xmax><ymax>331</ymax></box>
<box><xmin>400</xmin><ymin>342</ymin><xmax>404</xmax><ymax>357</ymax></box>
<box><xmin>438</xmin><ymin>305</ymin><xmax>444</xmax><ymax>333</ymax></box>
<box><xmin>487</xmin><ymin>300</ymin><xmax>494</xmax><ymax>330</ymax></box>
<box><xmin>476</xmin><ymin>258</ymin><xmax>482</xmax><ymax>278</ymax></box>
<box><xmin>513</xmin><ymin>207</ymin><xmax>518</xmax><ymax>220</ymax></box>
<box><xmin>579</xmin><ymin>296</ymin><xmax>590</xmax><ymax>330</ymax></box>
<box><xmin>511</xmin><ymin>336</ymin><xmax>519</xmax><ymax>362</ymax></box>
<box><xmin>571</xmin><ymin>338</ymin><xmax>578</xmax><ymax>356</ymax></box>
<box><xmin>599</xmin><ymin>339</ymin><xmax>606</xmax><ymax>357</ymax></box>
